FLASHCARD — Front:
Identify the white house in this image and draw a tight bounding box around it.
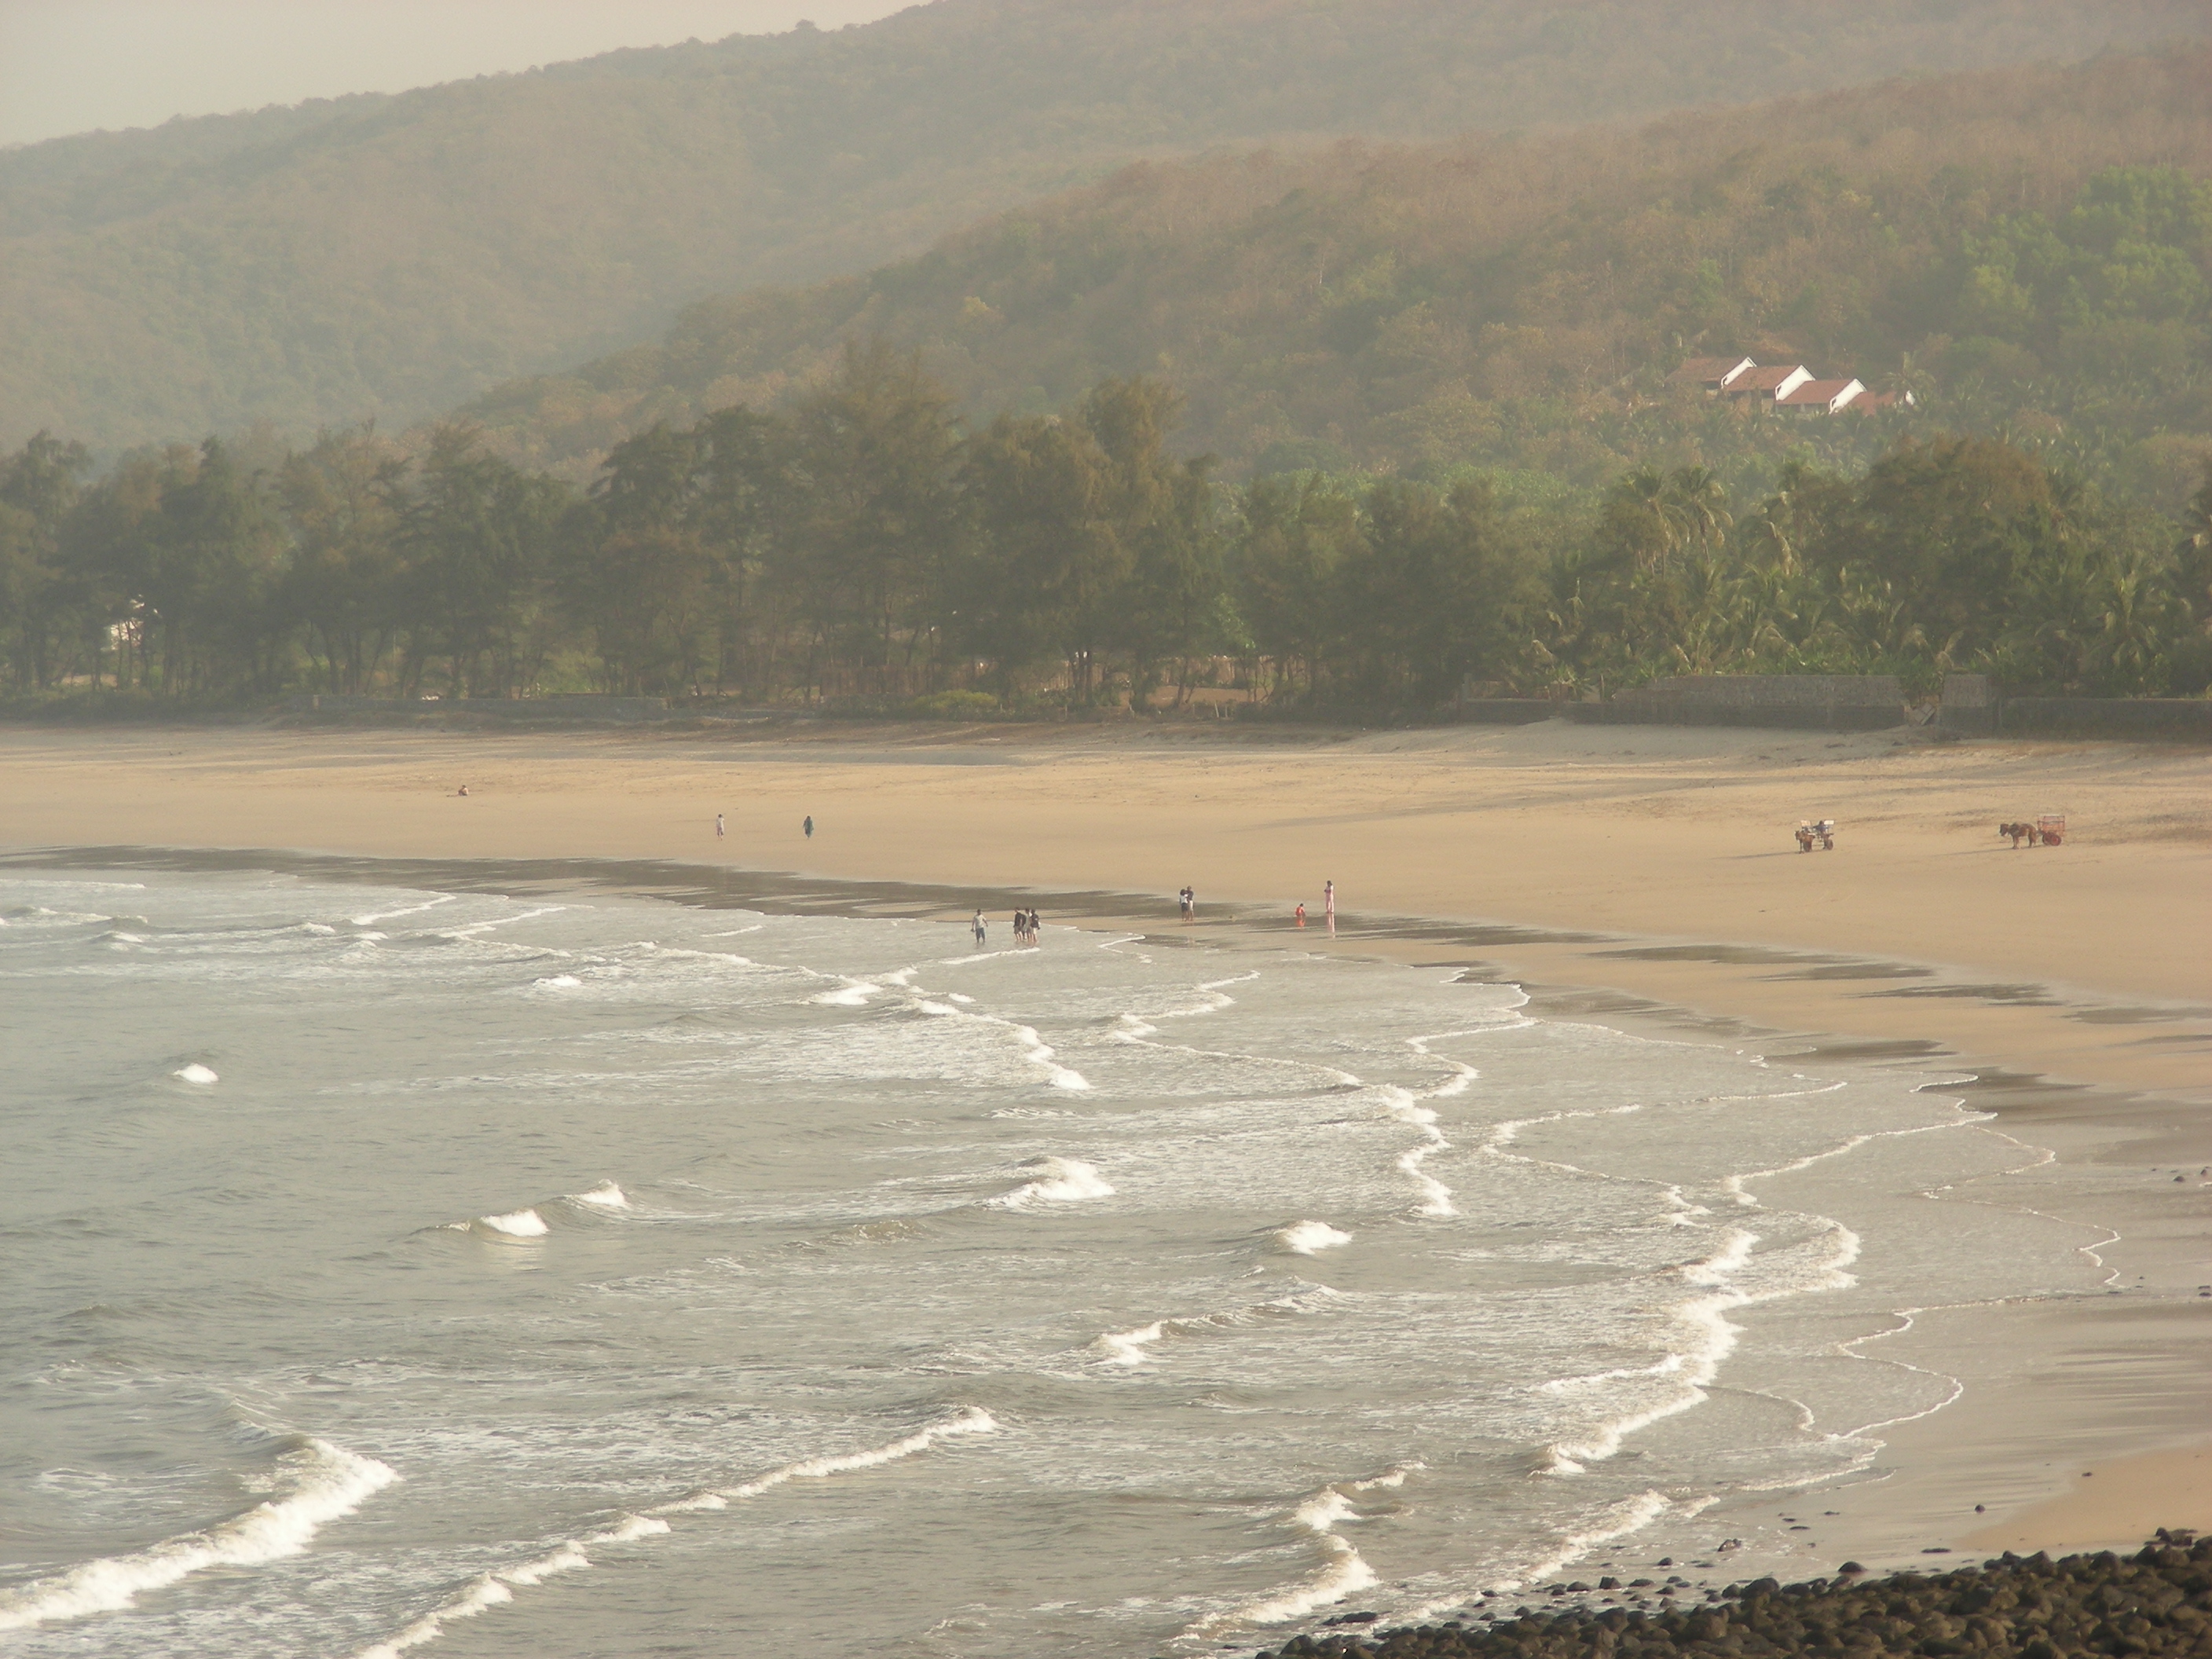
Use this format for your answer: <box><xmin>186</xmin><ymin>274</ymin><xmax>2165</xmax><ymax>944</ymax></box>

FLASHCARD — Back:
<box><xmin>1775</xmin><ymin>377</ymin><xmax>1866</xmax><ymax>414</ymax></box>
<box><xmin>1672</xmin><ymin>355</ymin><xmax>1757</xmax><ymax>393</ymax></box>
<box><xmin>1723</xmin><ymin>364</ymin><xmax>1815</xmax><ymax>404</ymax></box>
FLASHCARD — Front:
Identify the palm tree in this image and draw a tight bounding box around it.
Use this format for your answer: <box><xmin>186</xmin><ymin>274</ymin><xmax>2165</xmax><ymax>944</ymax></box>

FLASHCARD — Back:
<box><xmin>1664</xmin><ymin>466</ymin><xmax>1734</xmax><ymax>561</ymax></box>
<box><xmin>2179</xmin><ymin>463</ymin><xmax>2212</xmax><ymax>624</ymax></box>
<box><xmin>2084</xmin><ymin>544</ymin><xmax>2177</xmax><ymax>694</ymax></box>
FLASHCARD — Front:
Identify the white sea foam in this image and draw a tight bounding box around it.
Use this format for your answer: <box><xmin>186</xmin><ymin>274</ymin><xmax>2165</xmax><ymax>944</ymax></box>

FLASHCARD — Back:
<box><xmin>912</xmin><ymin>993</ymin><xmax>1091</xmax><ymax>1089</ymax></box>
<box><xmin>1</xmin><ymin>906</ymin><xmax>111</xmax><ymax>928</ymax></box>
<box><xmin>355</xmin><ymin>1573</ymin><xmax>512</xmax><ymax>1659</ymax></box>
<box><xmin>659</xmin><ymin>1407</ymin><xmax>998</xmax><ymax>1511</ymax></box>
<box><xmin>438</xmin><ymin>905</ymin><xmax>567</xmax><ymax>941</ymax></box>
<box><xmin>1382</xmin><ymin>1086</ymin><xmax>1456</xmax><ymax>1217</ymax></box>
<box><xmin>533</xmin><ymin>974</ymin><xmax>582</xmax><ymax>991</ymax></box>
<box><xmin>991</xmin><ymin>1157</ymin><xmax>1115</xmax><ymax>1209</ymax></box>
<box><xmin>1544</xmin><ymin>1222</ymin><xmax>1862</xmax><ymax>1474</ymax></box>
<box><xmin>347</xmin><ymin>894</ymin><xmax>456</xmax><ymax>927</ymax></box>
<box><xmin>1539</xmin><ymin>1354</ymin><xmax>1686</xmax><ymax>1393</ymax></box>
<box><xmin>1277</xmin><ymin>1221</ymin><xmax>1353</xmax><ymax>1255</ymax></box>
<box><xmin>589</xmin><ymin>1512</ymin><xmax>670</xmax><ymax>1544</ymax></box>
<box><xmin>353</xmin><ymin>1512</ymin><xmax>668</xmax><ymax>1658</ymax></box>
<box><xmin>1204</xmin><ymin>1478</ymin><xmax>1384</xmax><ymax>1631</ymax></box>
<box><xmin>1011</xmin><ymin>1024</ymin><xmax>1090</xmax><ymax>1090</ymax></box>
<box><xmin>0</xmin><ymin>1437</ymin><xmax>397</xmax><ymax>1632</ymax></box>
<box><xmin>1095</xmin><ymin>1322</ymin><xmax>1165</xmax><ymax>1366</ymax></box>
<box><xmin>809</xmin><ymin>977</ymin><xmax>880</xmax><ymax>1006</ymax></box>
<box><xmin>172</xmin><ymin>1063</ymin><xmax>218</xmax><ymax>1085</ymax></box>
<box><xmin>478</xmin><ymin>1208</ymin><xmax>549</xmax><ymax>1239</ymax></box>
<box><xmin>498</xmin><ymin>1543</ymin><xmax>588</xmax><ymax>1588</ymax></box>
<box><xmin>572</xmin><ymin>1181</ymin><xmax>629</xmax><ymax>1210</ymax></box>
<box><xmin>1681</xmin><ymin>1228</ymin><xmax>1758</xmax><ymax>1286</ymax></box>
<box><xmin>1416</xmin><ymin>1489</ymin><xmax>1683</xmax><ymax>1611</ymax></box>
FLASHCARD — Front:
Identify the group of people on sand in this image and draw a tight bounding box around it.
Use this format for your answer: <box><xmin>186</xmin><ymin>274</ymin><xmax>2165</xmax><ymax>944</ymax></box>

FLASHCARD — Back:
<box><xmin>709</xmin><ymin>811</ymin><xmax>811</xmax><ymax>840</ymax></box>
<box><xmin>973</xmin><ymin>907</ymin><xmax>1044</xmax><ymax>948</ymax></box>
<box><xmin>1181</xmin><ymin>879</ymin><xmax>1336</xmax><ymax>932</ymax></box>
<box><xmin>1291</xmin><ymin>880</ymin><xmax>1337</xmax><ymax>933</ymax></box>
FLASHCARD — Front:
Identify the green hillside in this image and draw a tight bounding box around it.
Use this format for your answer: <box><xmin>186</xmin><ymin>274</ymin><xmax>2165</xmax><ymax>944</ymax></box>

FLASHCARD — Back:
<box><xmin>460</xmin><ymin>49</ymin><xmax>2212</xmax><ymax>505</ymax></box>
<box><xmin>5</xmin><ymin>0</ymin><xmax>2209</xmax><ymax>454</ymax></box>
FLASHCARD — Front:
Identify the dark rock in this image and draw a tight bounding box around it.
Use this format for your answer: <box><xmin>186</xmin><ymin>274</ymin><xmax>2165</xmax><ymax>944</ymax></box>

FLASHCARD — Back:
<box><xmin>1246</xmin><ymin>1533</ymin><xmax>2212</xmax><ymax>1659</ymax></box>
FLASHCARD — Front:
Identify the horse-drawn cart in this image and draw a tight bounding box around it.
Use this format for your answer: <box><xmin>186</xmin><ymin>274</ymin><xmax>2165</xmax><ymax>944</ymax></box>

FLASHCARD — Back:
<box><xmin>1998</xmin><ymin>814</ymin><xmax>2067</xmax><ymax>848</ymax></box>
<box><xmin>1795</xmin><ymin>819</ymin><xmax>1836</xmax><ymax>852</ymax></box>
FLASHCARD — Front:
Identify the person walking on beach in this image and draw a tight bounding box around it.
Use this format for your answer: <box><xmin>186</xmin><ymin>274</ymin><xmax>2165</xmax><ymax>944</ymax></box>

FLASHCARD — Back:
<box><xmin>715</xmin><ymin>813</ymin><xmax>725</xmax><ymax>840</ymax></box>
<box><xmin>1324</xmin><ymin>880</ymin><xmax>1335</xmax><ymax>936</ymax></box>
<box><xmin>803</xmin><ymin>815</ymin><xmax>814</xmax><ymax>840</ymax></box>
<box><xmin>972</xmin><ymin>909</ymin><xmax>987</xmax><ymax>948</ymax></box>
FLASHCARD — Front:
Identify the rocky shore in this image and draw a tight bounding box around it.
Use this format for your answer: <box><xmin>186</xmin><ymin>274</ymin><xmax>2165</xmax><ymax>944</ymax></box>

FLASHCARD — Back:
<box><xmin>1252</xmin><ymin>1533</ymin><xmax>2209</xmax><ymax>1658</ymax></box>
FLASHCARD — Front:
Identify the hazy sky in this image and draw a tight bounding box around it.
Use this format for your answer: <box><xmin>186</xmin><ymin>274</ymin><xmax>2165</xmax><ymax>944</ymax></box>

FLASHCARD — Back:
<box><xmin>0</xmin><ymin>0</ymin><xmax>917</xmax><ymax>148</ymax></box>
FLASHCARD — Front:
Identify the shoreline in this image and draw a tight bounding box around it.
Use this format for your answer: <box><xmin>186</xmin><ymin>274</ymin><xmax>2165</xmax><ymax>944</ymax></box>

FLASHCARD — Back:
<box><xmin>1252</xmin><ymin>1530</ymin><xmax>2212</xmax><ymax>1658</ymax></box>
<box><xmin>8</xmin><ymin>837</ymin><xmax>2207</xmax><ymax>1578</ymax></box>
<box><xmin>5</xmin><ymin>720</ymin><xmax>2207</xmax><ymax>1589</ymax></box>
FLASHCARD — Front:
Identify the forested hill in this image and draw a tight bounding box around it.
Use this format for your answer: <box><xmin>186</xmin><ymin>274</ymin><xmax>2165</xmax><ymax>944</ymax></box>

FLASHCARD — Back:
<box><xmin>460</xmin><ymin>49</ymin><xmax>2212</xmax><ymax>504</ymax></box>
<box><xmin>6</xmin><ymin>2</ymin><xmax>2210</xmax><ymax>456</ymax></box>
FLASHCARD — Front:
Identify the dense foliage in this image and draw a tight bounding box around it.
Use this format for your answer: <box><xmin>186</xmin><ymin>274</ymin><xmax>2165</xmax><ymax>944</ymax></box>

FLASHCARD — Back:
<box><xmin>6</xmin><ymin>350</ymin><xmax>2208</xmax><ymax>711</ymax></box>
<box><xmin>5</xmin><ymin>2</ymin><xmax>2207</xmax><ymax>455</ymax></box>
<box><xmin>465</xmin><ymin>52</ymin><xmax>2212</xmax><ymax>511</ymax></box>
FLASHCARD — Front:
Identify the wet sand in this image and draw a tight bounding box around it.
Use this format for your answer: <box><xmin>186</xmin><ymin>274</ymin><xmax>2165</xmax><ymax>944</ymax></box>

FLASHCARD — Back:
<box><xmin>3</xmin><ymin>715</ymin><xmax>2207</xmax><ymax>1564</ymax></box>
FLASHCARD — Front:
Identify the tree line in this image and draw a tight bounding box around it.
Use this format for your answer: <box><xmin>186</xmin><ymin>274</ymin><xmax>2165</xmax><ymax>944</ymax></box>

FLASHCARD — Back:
<box><xmin>3</xmin><ymin>342</ymin><xmax>2209</xmax><ymax>711</ymax></box>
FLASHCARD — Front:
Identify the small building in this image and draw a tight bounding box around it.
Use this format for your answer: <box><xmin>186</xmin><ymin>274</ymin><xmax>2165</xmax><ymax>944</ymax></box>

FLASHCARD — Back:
<box><xmin>1672</xmin><ymin>354</ymin><xmax>1901</xmax><ymax>415</ymax></box>
<box><xmin>1776</xmin><ymin>377</ymin><xmax>1866</xmax><ymax>414</ymax></box>
<box><xmin>1672</xmin><ymin>355</ymin><xmax>1757</xmax><ymax>394</ymax></box>
<box><xmin>1723</xmin><ymin>364</ymin><xmax>1815</xmax><ymax>404</ymax></box>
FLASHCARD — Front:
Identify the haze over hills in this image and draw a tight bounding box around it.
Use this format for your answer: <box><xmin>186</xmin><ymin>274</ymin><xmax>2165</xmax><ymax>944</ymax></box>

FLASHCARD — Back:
<box><xmin>461</xmin><ymin>50</ymin><xmax>2212</xmax><ymax>500</ymax></box>
<box><xmin>6</xmin><ymin>0</ymin><xmax>2211</xmax><ymax>455</ymax></box>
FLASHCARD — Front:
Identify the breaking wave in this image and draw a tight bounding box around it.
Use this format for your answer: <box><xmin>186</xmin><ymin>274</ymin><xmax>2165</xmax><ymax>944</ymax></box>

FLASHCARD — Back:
<box><xmin>0</xmin><ymin>1436</ymin><xmax>397</xmax><ymax>1632</ymax></box>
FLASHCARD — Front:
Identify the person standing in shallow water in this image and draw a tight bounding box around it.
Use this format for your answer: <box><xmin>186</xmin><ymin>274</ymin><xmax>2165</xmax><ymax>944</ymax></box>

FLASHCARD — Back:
<box><xmin>1324</xmin><ymin>880</ymin><xmax>1335</xmax><ymax>936</ymax></box>
<box><xmin>972</xmin><ymin>910</ymin><xmax>987</xmax><ymax>948</ymax></box>
<box><xmin>803</xmin><ymin>815</ymin><xmax>813</xmax><ymax>840</ymax></box>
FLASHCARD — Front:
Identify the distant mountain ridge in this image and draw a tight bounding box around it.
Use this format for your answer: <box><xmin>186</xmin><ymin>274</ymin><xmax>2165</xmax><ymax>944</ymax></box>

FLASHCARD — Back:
<box><xmin>455</xmin><ymin>49</ymin><xmax>2212</xmax><ymax>497</ymax></box>
<box><xmin>5</xmin><ymin>0</ymin><xmax>2210</xmax><ymax>452</ymax></box>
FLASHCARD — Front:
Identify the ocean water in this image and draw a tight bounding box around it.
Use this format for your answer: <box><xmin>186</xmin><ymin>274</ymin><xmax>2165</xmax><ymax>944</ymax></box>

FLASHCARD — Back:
<box><xmin>0</xmin><ymin>865</ymin><xmax>2111</xmax><ymax>1657</ymax></box>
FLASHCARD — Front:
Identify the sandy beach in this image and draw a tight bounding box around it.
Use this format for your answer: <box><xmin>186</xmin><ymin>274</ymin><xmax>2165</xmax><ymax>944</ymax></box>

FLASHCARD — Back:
<box><xmin>4</xmin><ymin>714</ymin><xmax>2207</xmax><ymax>1569</ymax></box>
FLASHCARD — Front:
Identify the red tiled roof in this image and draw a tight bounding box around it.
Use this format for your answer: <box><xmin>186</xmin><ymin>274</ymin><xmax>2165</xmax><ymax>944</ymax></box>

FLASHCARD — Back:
<box><xmin>1731</xmin><ymin>365</ymin><xmax>1808</xmax><ymax>392</ymax></box>
<box><xmin>1776</xmin><ymin>378</ymin><xmax>1862</xmax><ymax>406</ymax></box>
<box><xmin>1672</xmin><ymin>354</ymin><xmax>1756</xmax><ymax>386</ymax></box>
